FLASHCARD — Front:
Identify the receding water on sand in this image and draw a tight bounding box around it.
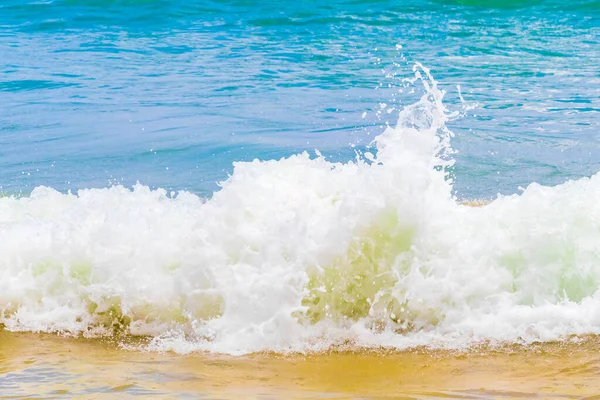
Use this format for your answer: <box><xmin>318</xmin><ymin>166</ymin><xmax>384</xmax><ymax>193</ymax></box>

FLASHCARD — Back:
<box><xmin>1</xmin><ymin>330</ymin><xmax>600</xmax><ymax>399</ymax></box>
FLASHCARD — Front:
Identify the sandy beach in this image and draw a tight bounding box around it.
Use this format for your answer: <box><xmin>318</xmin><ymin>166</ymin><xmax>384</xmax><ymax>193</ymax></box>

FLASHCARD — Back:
<box><xmin>2</xmin><ymin>330</ymin><xmax>599</xmax><ymax>398</ymax></box>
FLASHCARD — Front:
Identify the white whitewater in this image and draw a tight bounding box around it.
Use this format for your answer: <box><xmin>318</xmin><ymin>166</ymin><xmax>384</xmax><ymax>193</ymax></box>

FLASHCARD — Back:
<box><xmin>2</xmin><ymin>64</ymin><xmax>600</xmax><ymax>354</ymax></box>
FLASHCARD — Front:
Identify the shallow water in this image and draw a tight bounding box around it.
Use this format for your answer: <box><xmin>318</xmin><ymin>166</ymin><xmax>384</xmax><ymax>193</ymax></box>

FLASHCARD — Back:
<box><xmin>2</xmin><ymin>331</ymin><xmax>600</xmax><ymax>399</ymax></box>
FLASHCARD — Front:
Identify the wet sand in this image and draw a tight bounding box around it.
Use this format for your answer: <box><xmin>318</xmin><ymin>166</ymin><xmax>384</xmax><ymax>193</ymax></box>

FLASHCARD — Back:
<box><xmin>1</xmin><ymin>331</ymin><xmax>599</xmax><ymax>399</ymax></box>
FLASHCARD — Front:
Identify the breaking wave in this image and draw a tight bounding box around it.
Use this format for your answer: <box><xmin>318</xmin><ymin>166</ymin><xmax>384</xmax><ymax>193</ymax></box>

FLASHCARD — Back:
<box><xmin>2</xmin><ymin>64</ymin><xmax>600</xmax><ymax>354</ymax></box>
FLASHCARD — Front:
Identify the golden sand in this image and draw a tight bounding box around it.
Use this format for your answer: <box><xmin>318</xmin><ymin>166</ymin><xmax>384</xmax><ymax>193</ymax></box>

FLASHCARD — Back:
<box><xmin>1</xmin><ymin>331</ymin><xmax>599</xmax><ymax>399</ymax></box>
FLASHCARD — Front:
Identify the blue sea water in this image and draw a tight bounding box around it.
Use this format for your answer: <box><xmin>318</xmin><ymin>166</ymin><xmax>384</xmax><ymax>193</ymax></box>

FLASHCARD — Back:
<box><xmin>1</xmin><ymin>0</ymin><xmax>599</xmax><ymax>199</ymax></box>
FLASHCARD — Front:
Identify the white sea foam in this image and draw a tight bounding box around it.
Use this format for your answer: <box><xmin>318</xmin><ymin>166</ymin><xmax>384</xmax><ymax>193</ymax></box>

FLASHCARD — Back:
<box><xmin>2</xmin><ymin>64</ymin><xmax>600</xmax><ymax>354</ymax></box>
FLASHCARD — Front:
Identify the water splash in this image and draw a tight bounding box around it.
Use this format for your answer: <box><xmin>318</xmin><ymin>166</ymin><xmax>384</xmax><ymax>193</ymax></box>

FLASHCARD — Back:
<box><xmin>2</xmin><ymin>64</ymin><xmax>600</xmax><ymax>354</ymax></box>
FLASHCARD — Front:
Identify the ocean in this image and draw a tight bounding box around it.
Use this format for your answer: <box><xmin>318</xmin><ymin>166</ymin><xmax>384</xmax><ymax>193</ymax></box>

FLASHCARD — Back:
<box><xmin>1</xmin><ymin>0</ymin><xmax>600</xmax><ymax>398</ymax></box>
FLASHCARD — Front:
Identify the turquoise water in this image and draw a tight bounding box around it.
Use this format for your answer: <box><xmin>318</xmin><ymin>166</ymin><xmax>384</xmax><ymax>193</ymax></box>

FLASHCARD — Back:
<box><xmin>1</xmin><ymin>0</ymin><xmax>599</xmax><ymax>199</ymax></box>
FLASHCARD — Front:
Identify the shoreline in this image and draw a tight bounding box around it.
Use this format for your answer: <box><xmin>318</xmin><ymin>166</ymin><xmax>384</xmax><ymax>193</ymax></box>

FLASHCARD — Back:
<box><xmin>1</xmin><ymin>330</ymin><xmax>599</xmax><ymax>398</ymax></box>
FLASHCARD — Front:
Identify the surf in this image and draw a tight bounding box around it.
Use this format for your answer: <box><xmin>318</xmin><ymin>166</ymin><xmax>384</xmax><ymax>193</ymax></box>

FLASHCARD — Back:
<box><xmin>1</xmin><ymin>64</ymin><xmax>600</xmax><ymax>355</ymax></box>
